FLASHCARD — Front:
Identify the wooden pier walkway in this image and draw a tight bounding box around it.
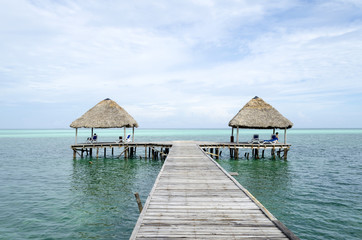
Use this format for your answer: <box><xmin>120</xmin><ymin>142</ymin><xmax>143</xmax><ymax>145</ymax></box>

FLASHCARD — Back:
<box><xmin>130</xmin><ymin>141</ymin><xmax>298</xmax><ymax>239</ymax></box>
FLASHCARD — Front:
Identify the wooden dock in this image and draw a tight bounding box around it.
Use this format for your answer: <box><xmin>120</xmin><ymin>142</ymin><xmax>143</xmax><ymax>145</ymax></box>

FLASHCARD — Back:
<box><xmin>71</xmin><ymin>142</ymin><xmax>172</xmax><ymax>159</ymax></box>
<box><xmin>71</xmin><ymin>141</ymin><xmax>290</xmax><ymax>160</ymax></box>
<box><xmin>130</xmin><ymin>141</ymin><xmax>298</xmax><ymax>239</ymax></box>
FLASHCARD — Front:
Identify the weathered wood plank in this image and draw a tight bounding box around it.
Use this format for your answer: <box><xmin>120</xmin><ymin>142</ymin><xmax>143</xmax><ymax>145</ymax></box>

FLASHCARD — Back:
<box><xmin>136</xmin><ymin>237</ymin><xmax>288</xmax><ymax>240</ymax></box>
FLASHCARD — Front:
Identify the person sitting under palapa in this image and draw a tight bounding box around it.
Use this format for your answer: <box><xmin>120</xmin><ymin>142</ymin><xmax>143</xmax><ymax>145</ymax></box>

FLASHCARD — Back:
<box><xmin>116</xmin><ymin>136</ymin><xmax>123</xmax><ymax>143</ymax></box>
<box><xmin>264</xmin><ymin>132</ymin><xmax>279</xmax><ymax>143</ymax></box>
<box><xmin>87</xmin><ymin>133</ymin><xmax>97</xmax><ymax>143</ymax></box>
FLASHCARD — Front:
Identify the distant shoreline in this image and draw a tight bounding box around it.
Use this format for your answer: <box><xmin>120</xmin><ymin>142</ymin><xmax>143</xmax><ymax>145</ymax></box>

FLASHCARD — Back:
<box><xmin>1</xmin><ymin>127</ymin><xmax>362</xmax><ymax>130</ymax></box>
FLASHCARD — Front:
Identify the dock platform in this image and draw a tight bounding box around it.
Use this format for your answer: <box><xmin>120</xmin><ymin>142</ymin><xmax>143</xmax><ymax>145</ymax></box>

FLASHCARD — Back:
<box><xmin>71</xmin><ymin>141</ymin><xmax>290</xmax><ymax>159</ymax></box>
<box><xmin>130</xmin><ymin>141</ymin><xmax>298</xmax><ymax>239</ymax></box>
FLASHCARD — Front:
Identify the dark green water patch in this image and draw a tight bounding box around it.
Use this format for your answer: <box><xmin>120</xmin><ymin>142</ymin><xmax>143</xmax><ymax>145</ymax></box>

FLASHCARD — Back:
<box><xmin>0</xmin><ymin>135</ymin><xmax>162</xmax><ymax>240</ymax></box>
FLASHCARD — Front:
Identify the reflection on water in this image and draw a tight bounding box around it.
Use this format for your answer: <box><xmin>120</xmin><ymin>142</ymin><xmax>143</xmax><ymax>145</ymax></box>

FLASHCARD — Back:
<box><xmin>69</xmin><ymin>157</ymin><xmax>163</xmax><ymax>239</ymax></box>
<box><xmin>217</xmin><ymin>158</ymin><xmax>291</xmax><ymax>214</ymax></box>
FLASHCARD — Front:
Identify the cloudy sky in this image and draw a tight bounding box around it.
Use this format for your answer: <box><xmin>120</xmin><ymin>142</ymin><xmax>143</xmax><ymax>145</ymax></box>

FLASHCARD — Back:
<box><xmin>1</xmin><ymin>0</ymin><xmax>362</xmax><ymax>128</ymax></box>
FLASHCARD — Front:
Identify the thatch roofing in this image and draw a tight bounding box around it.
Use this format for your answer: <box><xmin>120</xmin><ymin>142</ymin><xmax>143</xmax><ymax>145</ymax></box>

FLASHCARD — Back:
<box><xmin>229</xmin><ymin>96</ymin><xmax>293</xmax><ymax>129</ymax></box>
<box><xmin>70</xmin><ymin>98</ymin><xmax>139</xmax><ymax>128</ymax></box>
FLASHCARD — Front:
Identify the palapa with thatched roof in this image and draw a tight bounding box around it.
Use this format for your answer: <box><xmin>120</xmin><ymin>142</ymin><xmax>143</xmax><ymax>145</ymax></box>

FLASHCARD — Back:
<box><xmin>70</xmin><ymin>98</ymin><xmax>138</xmax><ymax>143</ymax></box>
<box><xmin>229</xmin><ymin>96</ymin><xmax>293</xmax><ymax>143</ymax></box>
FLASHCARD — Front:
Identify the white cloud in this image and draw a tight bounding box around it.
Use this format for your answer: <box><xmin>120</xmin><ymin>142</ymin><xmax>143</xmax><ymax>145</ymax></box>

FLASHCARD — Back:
<box><xmin>1</xmin><ymin>0</ymin><xmax>362</xmax><ymax>128</ymax></box>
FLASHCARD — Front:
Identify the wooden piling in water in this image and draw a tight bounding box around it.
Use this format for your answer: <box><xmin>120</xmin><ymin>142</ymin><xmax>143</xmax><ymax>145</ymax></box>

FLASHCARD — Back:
<box><xmin>71</xmin><ymin>142</ymin><xmax>289</xmax><ymax>162</ymax></box>
<box><xmin>134</xmin><ymin>192</ymin><xmax>143</xmax><ymax>213</ymax></box>
<box><xmin>284</xmin><ymin>148</ymin><xmax>288</xmax><ymax>160</ymax></box>
<box><xmin>130</xmin><ymin>147</ymin><xmax>134</xmax><ymax>157</ymax></box>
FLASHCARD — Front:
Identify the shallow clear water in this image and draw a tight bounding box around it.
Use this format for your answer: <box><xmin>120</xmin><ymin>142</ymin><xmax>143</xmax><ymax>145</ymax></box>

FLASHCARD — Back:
<box><xmin>0</xmin><ymin>129</ymin><xmax>361</xmax><ymax>239</ymax></box>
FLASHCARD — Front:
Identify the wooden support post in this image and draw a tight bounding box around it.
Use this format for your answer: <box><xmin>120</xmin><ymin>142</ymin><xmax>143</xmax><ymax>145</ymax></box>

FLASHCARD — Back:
<box><xmin>262</xmin><ymin>150</ymin><xmax>265</xmax><ymax>158</ymax></box>
<box><xmin>75</xmin><ymin>128</ymin><xmax>78</xmax><ymax>145</ymax></box>
<box><xmin>215</xmin><ymin>148</ymin><xmax>219</xmax><ymax>159</ymax></box>
<box><xmin>132</xmin><ymin>127</ymin><xmax>135</xmax><ymax>142</ymax></box>
<box><xmin>73</xmin><ymin>149</ymin><xmax>76</xmax><ymax>158</ymax></box>
<box><xmin>123</xmin><ymin>127</ymin><xmax>126</xmax><ymax>142</ymax></box>
<box><xmin>104</xmin><ymin>148</ymin><xmax>106</xmax><ymax>157</ymax></box>
<box><xmin>145</xmin><ymin>146</ymin><xmax>147</xmax><ymax>159</ymax></box>
<box><xmin>246</xmin><ymin>152</ymin><xmax>249</xmax><ymax>160</ymax></box>
<box><xmin>235</xmin><ymin>148</ymin><xmax>239</xmax><ymax>159</ymax></box>
<box><xmin>284</xmin><ymin>148</ymin><xmax>288</xmax><ymax>160</ymax></box>
<box><xmin>90</xmin><ymin>148</ymin><xmax>93</xmax><ymax>157</ymax></box>
<box><xmin>284</xmin><ymin>128</ymin><xmax>287</xmax><ymax>144</ymax></box>
<box><xmin>231</xmin><ymin>127</ymin><xmax>234</xmax><ymax>143</ymax></box>
<box><xmin>112</xmin><ymin>147</ymin><xmax>114</xmax><ymax>156</ymax></box>
<box><xmin>96</xmin><ymin>147</ymin><xmax>99</xmax><ymax>158</ymax></box>
<box><xmin>236</xmin><ymin>127</ymin><xmax>239</xmax><ymax>144</ymax></box>
<box><xmin>130</xmin><ymin>147</ymin><xmax>133</xmax><ymax>157</ymax></box>
<box><xmin>255</xmin><ymin>149</ymin><xmax>259</xmax><ymax>159</ymax></box>
<box><xmin>81</xmin><ymin>149</ymin><xmax>84</xmax><ymax>158</ymax></box>
<box><xmin>134</xmin><ymin>192</ymin><xmax>143</xmax><ymax>213</ymax></box>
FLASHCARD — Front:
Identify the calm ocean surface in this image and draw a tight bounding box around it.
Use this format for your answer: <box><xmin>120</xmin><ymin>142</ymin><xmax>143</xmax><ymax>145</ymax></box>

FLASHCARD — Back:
<box><xmin>0</xmin><ymin>128</ymin><xmax>361</xmax><ymax>239</ymax></box>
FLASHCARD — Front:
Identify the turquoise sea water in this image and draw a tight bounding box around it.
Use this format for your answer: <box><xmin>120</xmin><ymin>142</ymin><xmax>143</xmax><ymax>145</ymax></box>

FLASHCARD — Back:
<box><xmin>0</xmin><ymin>128</ymin><xmax>361</xmax><ymax>239</ymax></box>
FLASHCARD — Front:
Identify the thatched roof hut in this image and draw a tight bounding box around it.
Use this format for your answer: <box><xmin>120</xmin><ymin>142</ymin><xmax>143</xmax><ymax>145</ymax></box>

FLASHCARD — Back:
<box><xmin>70</xmin><ymin>98</ymin><xmax>138</xmax><ymax>143</ymax></box>
<box><xmin>229</xmin><ymin>96</ymin><xmax>293</xmax><ymax>129</ymax></box>
<box><xmin>70</xmin><ymin>98</ymin><xmax>138</xmax><ymax>128</ymax></box>
<box><xmin>229</xmin><ymin>96</ymin><xmax>293</xmax><ymax>143</ymax></box>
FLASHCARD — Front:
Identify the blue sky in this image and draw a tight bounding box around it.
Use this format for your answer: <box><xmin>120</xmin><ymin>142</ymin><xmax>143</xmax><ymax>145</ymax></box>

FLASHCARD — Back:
<box><xmin>1</xmin><ymin>0</ymin><xmax>362</xmax><ymax>129</ymax></box>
